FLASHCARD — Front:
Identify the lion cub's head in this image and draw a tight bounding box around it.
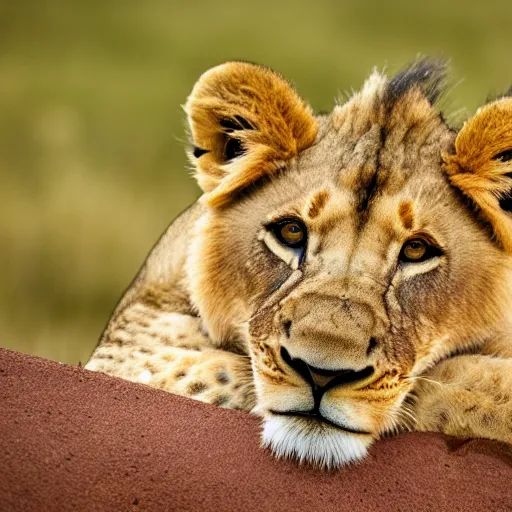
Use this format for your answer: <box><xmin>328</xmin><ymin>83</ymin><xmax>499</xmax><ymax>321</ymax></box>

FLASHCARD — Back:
<box><xmin>184</xmin><ymin>60</ymin><xmax>512</xmax><ymax>467</ymax></box>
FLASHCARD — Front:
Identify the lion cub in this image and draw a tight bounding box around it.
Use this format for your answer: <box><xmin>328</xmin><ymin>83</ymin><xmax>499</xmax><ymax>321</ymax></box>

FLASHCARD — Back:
<box><xmin>87</xmin><ymin>59</ymin><xmax>512</xmax><ymax>468</ymax></box>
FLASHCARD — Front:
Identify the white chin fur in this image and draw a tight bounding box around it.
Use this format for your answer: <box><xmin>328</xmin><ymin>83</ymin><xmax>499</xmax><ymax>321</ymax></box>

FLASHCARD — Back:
<box><xmin>262</xmin><ymin>415</ymin><xmax>373</xmax><ymax>469</ymax></box>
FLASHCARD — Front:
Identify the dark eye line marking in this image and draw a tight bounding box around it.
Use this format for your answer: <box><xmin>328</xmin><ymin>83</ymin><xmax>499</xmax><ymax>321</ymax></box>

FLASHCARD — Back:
<box><xmin>405</xmin><ymin>231</ymin><xmax>444</xmax><ymax>250</ymax></box>
<box><xmin>399</xmin><ymin>237</ymin><xmax>443</xmax><ymax>264</ymax></box>
<box><xmin>264</xmin><ymin>215</ymin><xmax>304</xmax><ymax>229</ymax></box>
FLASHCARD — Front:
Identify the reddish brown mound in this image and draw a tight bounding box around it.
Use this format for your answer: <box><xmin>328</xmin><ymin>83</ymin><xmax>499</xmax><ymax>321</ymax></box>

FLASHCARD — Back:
<box><xmin>0</xmin><ymin>348</ymin><xmax>511</xmax><ymax>512</ymax></box>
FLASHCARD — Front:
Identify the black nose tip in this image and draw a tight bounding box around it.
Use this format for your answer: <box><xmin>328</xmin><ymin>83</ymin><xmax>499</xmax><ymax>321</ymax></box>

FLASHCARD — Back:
<box><xmin>280</xmin><ymin>346</ymin><xmax>374</xmax><ymax>390</ymax></box>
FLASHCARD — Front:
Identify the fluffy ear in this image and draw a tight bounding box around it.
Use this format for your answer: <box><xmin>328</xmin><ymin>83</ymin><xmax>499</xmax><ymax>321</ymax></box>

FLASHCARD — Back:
<box><xmin>443</xmin><ymin>97</ymin><xmax>512</xmax><ymax>252</ymax></box>
<box><xmin>184</xmin><ymin>62</ymin><xmax>318</xmax><ymax>208</ymax></box>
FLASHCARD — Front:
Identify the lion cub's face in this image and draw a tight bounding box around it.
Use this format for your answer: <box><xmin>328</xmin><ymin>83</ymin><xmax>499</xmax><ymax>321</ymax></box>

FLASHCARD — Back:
<box><xmin>186</xmin><ymin>61</ymin><xmax>512</xmax><ymax>467</ymax></box>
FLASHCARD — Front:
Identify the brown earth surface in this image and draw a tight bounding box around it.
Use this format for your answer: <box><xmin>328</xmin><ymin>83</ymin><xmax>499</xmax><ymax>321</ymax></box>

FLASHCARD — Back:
<box><xmin>1</xmin><ymin>347</ymin><xmax>511</xmax><ymax>512</ymax></box>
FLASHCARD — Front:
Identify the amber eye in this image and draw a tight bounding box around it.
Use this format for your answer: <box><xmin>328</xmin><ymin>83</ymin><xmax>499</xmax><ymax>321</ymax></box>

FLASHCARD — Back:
<box><xmin>270</xmin><ymin>219</ymin><xmax>307</xmax><ymax>248</ymax></box>
<box><xmin>281</xmin><ymin>222</ymin><xmax>304</xmax><ymax>243</ymax></box>
<box><xmin>400</xmin><ymin>237</ymin><xmax>442</xmax><ymax>263</ymax></box>
<box><xmin>403</xmin><ymin>239</ymin><xmax>426</xmax><ymax>260</ymax></box>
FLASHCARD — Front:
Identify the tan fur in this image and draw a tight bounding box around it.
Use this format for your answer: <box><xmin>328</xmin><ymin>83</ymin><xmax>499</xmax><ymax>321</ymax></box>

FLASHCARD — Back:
<box><xmin>185</xmin><ymin>62</ymin><xmax>318</xmax><ymax>208</ymax></box>
<box><xmin>87</xmin><ymin>60</ymin><xmax>512</xmax><ymax>468</ymax></box>
<box><xmin>443</xmin><ymin>98</ymin><xmax>512</xmax><ymax>252</ymax></box>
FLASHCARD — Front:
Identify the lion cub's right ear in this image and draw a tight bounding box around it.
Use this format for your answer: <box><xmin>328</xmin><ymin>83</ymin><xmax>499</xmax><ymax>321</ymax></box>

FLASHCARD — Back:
<box><xmin>443</xmin><ymin>96</ymin><xmax>512</xmax><ymax>252</ymax></box>
<box><xmin>184</xmin><ymin>62</ymin><xmax>317</xmax><ymax>208</ymax></box>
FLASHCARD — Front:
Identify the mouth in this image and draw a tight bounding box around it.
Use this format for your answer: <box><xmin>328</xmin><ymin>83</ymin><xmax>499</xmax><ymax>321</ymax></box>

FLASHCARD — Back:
<box><xmin>269</xmin><ymin>409</ymin><xmax>372</xmax><ymax>436</ymax></box>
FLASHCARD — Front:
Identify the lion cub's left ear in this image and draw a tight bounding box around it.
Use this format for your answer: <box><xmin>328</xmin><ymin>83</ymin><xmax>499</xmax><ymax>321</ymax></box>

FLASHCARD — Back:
<box><xmin>443</xmin><ymin>97</ymin><xmax>512</xmax><ymax>252</ymax></box>
<box><xmin>184</xmin><ymin>62</ymin><xmax>317</xmax><ymax>208</ymax></box>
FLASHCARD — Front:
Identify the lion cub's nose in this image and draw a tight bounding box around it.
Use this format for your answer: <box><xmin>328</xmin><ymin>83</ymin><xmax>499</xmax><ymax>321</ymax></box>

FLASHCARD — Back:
<box><xmin>307</xmin><ymin>364</ymin><xmax>371</xmax><ymax>388</ymax></box>
<box><xmin>280</xmin><ymin>346</ymin><xmax>374</xmax><ymax>389</ymax></box>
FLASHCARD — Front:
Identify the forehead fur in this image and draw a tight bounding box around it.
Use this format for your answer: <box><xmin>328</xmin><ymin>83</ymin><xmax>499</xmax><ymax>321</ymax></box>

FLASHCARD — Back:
<box><xmin>291</xmin><ymin>60</ymin><xmax>455</xmax><ymax>223</ymax></box>
<box><xmin>331</xmin><ymin>59</ymin><xmax>452</xmax><ymax>158</ymax></box>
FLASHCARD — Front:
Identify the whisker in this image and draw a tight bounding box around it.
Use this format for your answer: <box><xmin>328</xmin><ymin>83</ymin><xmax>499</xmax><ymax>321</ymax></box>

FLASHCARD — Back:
<box><xmin>405</xmin><ymin>375</ymin><xmax>444</xmax><ymax>389</ymax></box>
<box><xmin>399</xmin><ymin>407</ymin><xmax>417</xmax><ymax>427</ymax></box>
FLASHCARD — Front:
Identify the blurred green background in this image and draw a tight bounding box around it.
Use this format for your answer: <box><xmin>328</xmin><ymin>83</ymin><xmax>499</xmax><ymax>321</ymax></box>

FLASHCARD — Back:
<box><xmin>1</xmin><ymin>0</ymin><xmax>511</xmax><ymax>364</ymax></box>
